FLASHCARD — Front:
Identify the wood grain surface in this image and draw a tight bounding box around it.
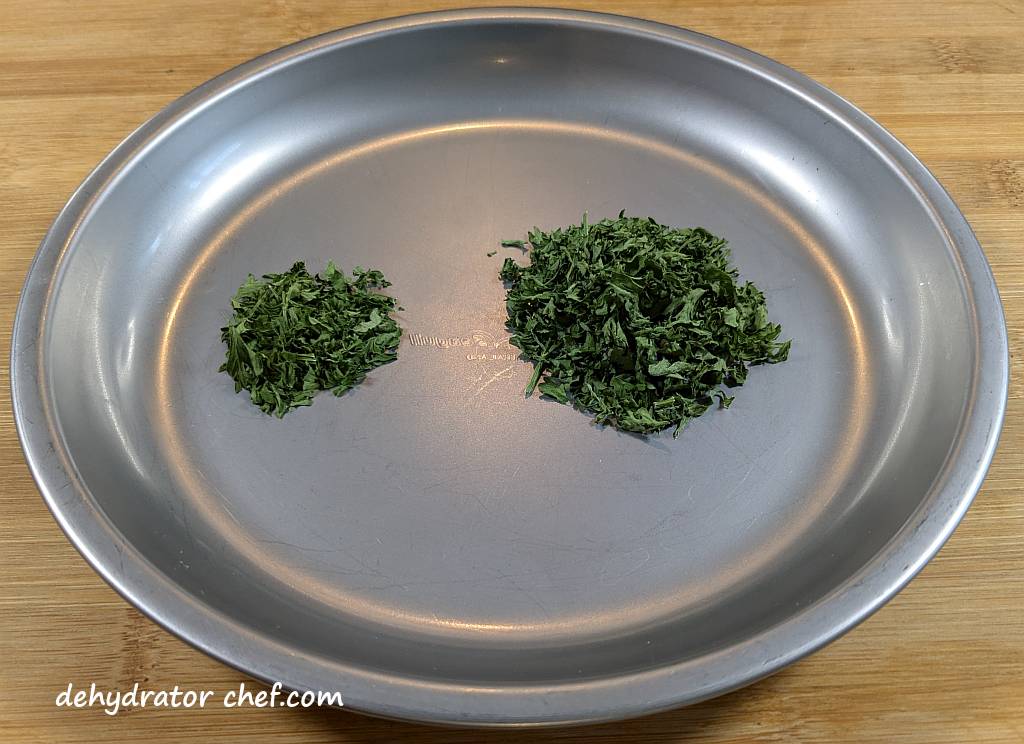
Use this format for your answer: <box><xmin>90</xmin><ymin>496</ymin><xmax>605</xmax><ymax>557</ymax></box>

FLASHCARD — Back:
<box><xmin>1</xmin><ymin>1</ymin><xmax>1022</xmax><ymax>742</ymax></box>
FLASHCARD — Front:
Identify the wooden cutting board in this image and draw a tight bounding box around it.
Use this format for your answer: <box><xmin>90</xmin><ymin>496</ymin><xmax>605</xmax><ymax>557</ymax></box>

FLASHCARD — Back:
<box><xmin>1</xmin><ymin>1</ymin><xmax>1021</xmax><ymax>741</ymax></box>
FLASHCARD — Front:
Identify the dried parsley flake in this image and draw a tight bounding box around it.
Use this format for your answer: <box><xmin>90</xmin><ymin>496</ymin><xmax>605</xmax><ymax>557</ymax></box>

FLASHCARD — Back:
<box><xmin>220</xmin><ymin>261</ymin><xmax>401</xmax><ymax>417</ymax></box>
<box><xmin>499</xmin><ymin>212</ymin><xmax>790</xmax><ymax>435</ymax></box>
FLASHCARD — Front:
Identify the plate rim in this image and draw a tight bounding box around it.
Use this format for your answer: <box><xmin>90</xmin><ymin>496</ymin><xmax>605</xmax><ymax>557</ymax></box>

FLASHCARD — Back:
<box><xmin>10</xmin><ymin>7</ymin><xmax>1009</xmax><ymax>726</ymax></box>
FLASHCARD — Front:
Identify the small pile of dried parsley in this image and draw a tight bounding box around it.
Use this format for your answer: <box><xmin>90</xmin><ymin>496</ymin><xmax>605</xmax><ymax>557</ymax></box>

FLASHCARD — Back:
<box><xmin>220</xmin><ymin>261</ymin><xmax>401</xmax><ymax>417</ymax></box>
<box><xmin>499</xmin><ymin>213</ymin><xmax>790</xmax><ymax>435</ymax></box>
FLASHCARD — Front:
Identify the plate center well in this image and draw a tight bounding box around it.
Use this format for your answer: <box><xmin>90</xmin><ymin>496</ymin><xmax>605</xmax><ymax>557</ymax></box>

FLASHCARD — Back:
<box><xmin>151</xmin><ymin>124</ymin><xmax>867</xmax><ymax>640</ymax></box>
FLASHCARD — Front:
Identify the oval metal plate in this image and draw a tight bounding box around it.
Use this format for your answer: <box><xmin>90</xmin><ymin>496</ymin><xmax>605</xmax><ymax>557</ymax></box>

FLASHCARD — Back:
<box><xmin>11</xmin><ymin>8</ymin><xmax>1008</xmax><ymax>726</ymax></box>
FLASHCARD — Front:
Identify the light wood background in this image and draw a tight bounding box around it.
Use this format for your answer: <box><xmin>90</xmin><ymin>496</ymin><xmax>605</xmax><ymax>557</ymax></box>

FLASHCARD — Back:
<box><xmin>1</xmin><ymin>1</ymin><xmax>1022</xmax><ymax>742</ymax></box>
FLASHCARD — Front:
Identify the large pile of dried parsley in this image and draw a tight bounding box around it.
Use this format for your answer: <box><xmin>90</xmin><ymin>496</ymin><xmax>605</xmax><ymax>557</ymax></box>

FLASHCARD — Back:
<box><xmin>220</xmin><ymin>261</ymin><xmax>401</xmax><ymax>417</ymax></box>
<box><xmin>499</xmin><ymin>213</ymin><xmax>790</xmax><ymax>435</ymax></box>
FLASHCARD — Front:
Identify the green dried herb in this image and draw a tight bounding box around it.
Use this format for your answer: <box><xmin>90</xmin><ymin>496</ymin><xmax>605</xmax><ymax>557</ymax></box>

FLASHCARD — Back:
<box><xmin>220</xmin><ymin>261</ymin><xmax>401</xmax><ymax>417</ymax></box>
<box><xmin>499</xmin><ymin>212</ymin><xmax>790</xmax><ymax>435</ymax></box>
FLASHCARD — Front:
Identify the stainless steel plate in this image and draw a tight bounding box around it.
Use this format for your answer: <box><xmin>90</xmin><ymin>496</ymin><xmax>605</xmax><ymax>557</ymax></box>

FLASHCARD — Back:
<box><xmin>12</xmin><ymin>8</ymin><xmax>1008</xmax><ymax>726</ymax></box>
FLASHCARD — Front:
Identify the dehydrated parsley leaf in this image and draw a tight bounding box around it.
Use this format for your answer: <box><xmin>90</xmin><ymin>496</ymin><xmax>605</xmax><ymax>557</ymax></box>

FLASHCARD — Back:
<box><xmin>499</xmin><ymin>212</ymin><xmax>790</xmax><ymax>435</ymax></box>
<box><xmin>220</xmin><ymin>261</ymin><xmax>401</xmax><ymax>417</ymax></box>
